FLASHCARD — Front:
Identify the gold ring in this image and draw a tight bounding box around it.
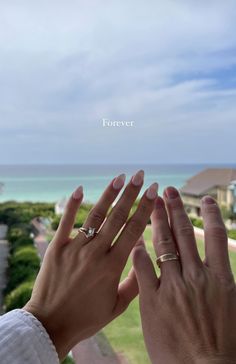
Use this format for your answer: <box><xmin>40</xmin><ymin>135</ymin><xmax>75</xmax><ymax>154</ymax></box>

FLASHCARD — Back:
<box><xmin>156</xmin><ymin>253</ymin><xmax>179</xmax><ymax>268</ymax></box>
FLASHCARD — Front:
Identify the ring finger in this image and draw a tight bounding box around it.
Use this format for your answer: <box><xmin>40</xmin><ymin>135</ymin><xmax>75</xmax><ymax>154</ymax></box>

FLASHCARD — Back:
<box><xmin>73</xmin><ymin>173</ymin><xmax>126</xmax><ymax>246</ymax></box>
<box><xmin>151</xmin><ymin>196</ymin><xmax>181</xmax><ymax>277</ymax></box>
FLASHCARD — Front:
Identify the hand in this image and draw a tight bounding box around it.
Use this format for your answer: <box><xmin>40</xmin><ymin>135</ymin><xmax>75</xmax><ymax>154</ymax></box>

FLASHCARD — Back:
<box><xmin>24</xmin><ymin>170</ymin><xmax>158</xmax><ymax>360</ymax></box>
<box><xmin>133</xmin><ymin>187</ymin><xmax>236</xmax><ymax>364</ymax></box>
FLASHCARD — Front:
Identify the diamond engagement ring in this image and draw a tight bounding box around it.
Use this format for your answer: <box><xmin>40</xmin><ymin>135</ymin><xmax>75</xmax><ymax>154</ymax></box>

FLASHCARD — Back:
<box><xmin>78</xmin><ymin>227</ymin><xmax>98</xmax><ymax>238</ymax></box>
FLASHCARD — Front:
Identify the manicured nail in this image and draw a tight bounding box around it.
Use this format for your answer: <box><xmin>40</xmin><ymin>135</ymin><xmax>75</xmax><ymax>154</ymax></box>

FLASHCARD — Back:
<box><xmin>113</xmin><ymin>173</ymin><xmax>126</xmax><ymax>190</ymax></box>
<box><xmin>165</xmin><ymin>186</ymin><xmax>179</xmax><ymax>199</ymax></box>
<box><xmin>73</xmin><ymin>186</ymin><xmax>83</xmax><ymax>200</ymax></box>
<box><xmin>202</xmin><ymin>196</ymin><xmax>216</xmax><ymax>205</ymax></box>
<box><xmin>146</xmin><ymin>183</ymin><xmax>158</xmax><ymax>200</ymax></box>
<box><xmin>131</xmin><ymin>170</ymin><xmax>144</xmax><ymax>186</ymax></box>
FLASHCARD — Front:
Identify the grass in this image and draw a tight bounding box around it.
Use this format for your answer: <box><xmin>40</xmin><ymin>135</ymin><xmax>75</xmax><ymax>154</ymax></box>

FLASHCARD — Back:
<box><xmin>103</xmin><ymin>227</ymin><xmax>236</xmax><ymax>364</ymax></box>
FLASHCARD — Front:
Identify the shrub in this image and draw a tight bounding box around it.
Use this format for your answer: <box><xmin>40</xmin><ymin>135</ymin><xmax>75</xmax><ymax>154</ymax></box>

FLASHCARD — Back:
<box><xmin>4</xmin><ymin>281</ymin><xmax>34</xmax><ymax>311</ymax></box>
<box><xmin>6</xmin><ymin>247</ymin><xmax>40</xmax><ymax>292</ymax></box>
<box><xmin>51</xmin><ymin>215</ymin><xmax>61</xmax><ymax>230</ymax></box>
<box><xmin>0</xmin><ymin>201</ymin><xmax>55</xmax><ymax>226</ymax></box>
<box><xmin>11</xmin><ymin>236</ymin><xmax>34</xmax><ymax>253</ymax></box>
<box><xmin>51</xmin><ymin>203</ymin><xmax>93</xmax><ymax>230</ymax></box>
<box><xmin>7</xmin><ymin>226</ymin><xmax>30</xmax><ymax>243</ymax></box>
<box><xmin>62</xmin><ymin>357</ymin><xmax>75</xmax><ymax>364</ymax></box>
<box><xmin>190</xmin><ymin>217</ymin><xmax>204</xmax><ymax>229</ymax></box>
<box><xmin>228</xmin><ymin>230</ymin><xmax>236</xmax><ymax>240</ymax></box>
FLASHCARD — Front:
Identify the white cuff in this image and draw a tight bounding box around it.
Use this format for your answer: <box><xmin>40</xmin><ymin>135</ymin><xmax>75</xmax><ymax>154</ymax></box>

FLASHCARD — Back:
<box><xmin>0</xmin><ymin>309</ymin><xmax>59</xmax><ymax>364</ymax></box>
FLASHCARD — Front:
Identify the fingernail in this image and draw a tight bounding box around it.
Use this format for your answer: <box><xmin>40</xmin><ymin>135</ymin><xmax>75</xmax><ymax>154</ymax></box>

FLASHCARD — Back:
<box><xmin>165</xmin><ymin>186</ymin><xmax>179</xmax><ymax>199</ymax></box>
<box><xmin>113</xmin><ymin>173</ymin><xmax>126</xmax><ymax>190</ymax></box>
<box><xmin>155</xmin><ymin>196</ymin><xmax>165</xmax><ymax>208</ymax></box>
<box><xmin>131</xmin><ymin>170</ymin><xmax>144</xmax><ymax>186</ymax></box>
<box><xmin>73</xmin><ymin>185</ymin><xmax>83</xmax><ymax>200</ymax></box>
<box><xmin>202</xmin><ymin>196</ymin><xmax>216</xmax><ymax>205</ymax></box>
<box><xmin>146</xmin><ymin>183</ymin><xmax>158</xmax><ymax>200</ymax></box>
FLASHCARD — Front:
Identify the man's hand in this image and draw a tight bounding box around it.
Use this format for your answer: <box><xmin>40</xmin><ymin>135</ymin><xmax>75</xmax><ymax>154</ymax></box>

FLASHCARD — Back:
<box><xmin>133</xmin><ymin>187</ymin><xmax>236</xmax><ymax>364</ymax></box>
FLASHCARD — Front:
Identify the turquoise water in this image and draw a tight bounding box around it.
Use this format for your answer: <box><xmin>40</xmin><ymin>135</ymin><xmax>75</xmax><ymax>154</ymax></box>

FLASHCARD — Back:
<box><xmin>0</xmin><ymin>164</ymin><xmax>235</xmax><ymax>203</ymax></box>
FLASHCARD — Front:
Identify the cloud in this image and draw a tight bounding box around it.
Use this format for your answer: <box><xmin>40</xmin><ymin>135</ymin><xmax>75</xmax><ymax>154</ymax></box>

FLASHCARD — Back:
<box><xmin>0</xmin><ymin>1</ymin><xmax>236</xmax><ymax>163</ymax></box>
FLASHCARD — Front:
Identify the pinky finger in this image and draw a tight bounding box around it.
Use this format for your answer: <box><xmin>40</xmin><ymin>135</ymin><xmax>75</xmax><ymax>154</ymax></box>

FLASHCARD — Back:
<box><xmin>54</xmin><ymin>186</ymin><xmax>83</xmax><ymax>245</ymax></box>
<box><xmin>132</xmin><ymin>241</ymin><xmax>159</xmax><ymax>293</ymax></box>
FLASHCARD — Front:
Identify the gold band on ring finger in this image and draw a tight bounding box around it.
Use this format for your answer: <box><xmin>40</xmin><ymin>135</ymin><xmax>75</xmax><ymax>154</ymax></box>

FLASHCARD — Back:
<box><xmin>156</xmin><ymin>253</ymin><xmax>179</xmax><ymax>268</ymax></box>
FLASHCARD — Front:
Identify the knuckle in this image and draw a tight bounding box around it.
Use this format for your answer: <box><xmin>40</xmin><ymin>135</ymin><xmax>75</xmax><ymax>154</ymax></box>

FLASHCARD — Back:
<box><xmin>156</xmin><ymin>235</ymin><xmax>173</xmax><ymax>246</ymax></box>
<box><xmin>89</xmin><ymin>207</ymin><xmax>105</xmax><ymax>224</ymax></box>
<box><xmin>206</xmin><ymin>224</ymin><xmax>227</xmax><ymax>240</ymax></box>
<box><xmin>137</xmin><ymin>202</ymin><xmax>149</xmax><ymax>216</ymax></box>
<box><xmin>176</xmin><ymin>224</ymin><xmax>194</xmax><ymax>238</ymax></box>
<box><xmin>161</xmin><ymin>275</ymin><xmax>185</xmax><ymax>297</ymax></box>
<box><xmin>126</xmin><ymin>219</ymin><xmax>143</xmax><ymax>238</ymax></box>
<box><xmin>184</xmin><ymin>267</ymin><xmax>206</xmax><ymax>289</ymax></box>
<box><xmin>112</xmin><ymin>206</ymin><xmax>128</xmax><ymax>225</ymax></box>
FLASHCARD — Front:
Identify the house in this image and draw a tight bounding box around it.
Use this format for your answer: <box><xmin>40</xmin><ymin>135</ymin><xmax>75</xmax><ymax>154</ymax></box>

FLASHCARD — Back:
<box><xmin>181</xmin><ymin>168</ymin><xmax>236</xmax><ymax>217</ymax></box>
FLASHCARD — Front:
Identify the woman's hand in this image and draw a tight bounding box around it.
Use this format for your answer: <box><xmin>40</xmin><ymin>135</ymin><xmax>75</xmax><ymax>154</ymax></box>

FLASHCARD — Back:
<box><xmin>24</xmin><ymin>170</ymin><xmax>158</xmax><ymax>360</ymax></box>
<box><xmin>133</xmin><ymin>187</ymin><xmax>236</xmax><ymax>364</ymax></box>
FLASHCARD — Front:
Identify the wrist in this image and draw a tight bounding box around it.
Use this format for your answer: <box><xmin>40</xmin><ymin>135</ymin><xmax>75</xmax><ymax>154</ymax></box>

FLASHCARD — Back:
<box><xmin>23</xmin><ymin>301</ymin><xmax>72</xmax><ymax>360</ymax></box>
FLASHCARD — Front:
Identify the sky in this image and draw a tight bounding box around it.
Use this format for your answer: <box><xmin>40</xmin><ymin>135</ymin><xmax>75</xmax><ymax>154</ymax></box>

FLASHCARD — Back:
<box><xmin>0</xmin><ymin>0</ymin><xmax>236</xmax><ymax>165</ymax></box>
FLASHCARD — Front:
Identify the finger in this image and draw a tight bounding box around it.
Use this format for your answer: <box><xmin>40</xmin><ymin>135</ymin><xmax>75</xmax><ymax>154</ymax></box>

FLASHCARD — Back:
<box><xmin>132</xmin><ymin>239</ymin><xmax>159</xmax><ymax>292</ymax></box>
<box><xmin>151</xmin><ymin>196</ymin><xmax>181</xmax><ymax>276</ymax></box>
<box><xmin>163</xmin><ymin>187</ymin><xmax>202</xmax><ymax>272</ymax></box>
<box><xmin>132</xmin><ymin>234</ymin><xmax>146</xmax><ymax>253</ymax></box>
<box><xmin>54</xmin><ymin>186</ymin><xmax>83</xmax><ymax>244</ymax></box>
<box><xmin>201</xmin><ymin>196</ymin><xmax>232</xmax><ymax>278</ymax></box>
<box><xmin>73</xmin><ymin>173</ymin><xmax>126</xmax><ymax>246</ymax></box>
<box><xmin>111</xmin><ymin>183</ymin><xmax>158</xmax><ymax>268</ymax></box>
<box><xmin>113</xmin><ymin>234</ymin><xmax>145</xmax><ymax>316</ymax></box>
<box><xmin>98</xmin><ymin>170</ymin><xmax>145</xmax><ymax>248</ymax></box>
<box><xmin>113</xmin><ymin>267</ymin><xmax>138</xmax><ymax>316</ymax></box>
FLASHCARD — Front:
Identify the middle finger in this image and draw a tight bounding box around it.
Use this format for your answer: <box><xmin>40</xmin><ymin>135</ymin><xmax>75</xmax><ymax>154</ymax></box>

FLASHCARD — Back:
<box><xmin>98</xmin><ymin>169</ymin><xmax>145</xmax><ymax>249</ymax></box>
<box><xmin>163</xmin><ymin>186</ymin><xmax>203</xmax><ymax>272</ymax></box>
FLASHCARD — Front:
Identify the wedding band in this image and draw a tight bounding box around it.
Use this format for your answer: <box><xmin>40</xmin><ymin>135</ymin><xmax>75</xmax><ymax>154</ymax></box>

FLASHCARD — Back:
<box><xmin>78</xmin><ymin>227</ymin><xmax>98</xmax><ymax>239</ymax></box>
<box><xmin>156</xmin><ymin>253</ymin><xmax>179</xmax><ymax>267</ymax></box>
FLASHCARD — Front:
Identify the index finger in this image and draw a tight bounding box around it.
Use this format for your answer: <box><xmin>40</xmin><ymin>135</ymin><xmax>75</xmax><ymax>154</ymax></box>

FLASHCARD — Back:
<box><xmin>111</xmin><ymin>183</ymin><xmax>158</xmax><ymax>269</ymax></box>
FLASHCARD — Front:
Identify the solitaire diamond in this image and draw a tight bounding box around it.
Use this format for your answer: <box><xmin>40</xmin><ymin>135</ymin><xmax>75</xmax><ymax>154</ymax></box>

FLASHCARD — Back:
<box><xmin>87</xmin><ymin>227</ymin><xmax>96</xmax><ymax>237</ymax></box>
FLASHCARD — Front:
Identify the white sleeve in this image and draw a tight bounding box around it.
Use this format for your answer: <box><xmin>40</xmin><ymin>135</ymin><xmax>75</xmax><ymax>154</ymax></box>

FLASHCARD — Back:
<box><xmin>0</xmin><ymin>309</ymin><xmax>59</xmax><ymax>364</ymax></box>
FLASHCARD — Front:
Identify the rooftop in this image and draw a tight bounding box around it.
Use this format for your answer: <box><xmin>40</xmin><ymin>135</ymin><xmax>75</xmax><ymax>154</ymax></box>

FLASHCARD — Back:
<box><xmin>181</xmin><ymin>168</ymin><xmax>236</xmax><ymax>196</ymax></box>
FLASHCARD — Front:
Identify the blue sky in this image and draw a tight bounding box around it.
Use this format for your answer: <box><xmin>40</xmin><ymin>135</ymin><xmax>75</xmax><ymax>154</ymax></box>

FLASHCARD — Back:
<box><xmin>0</xmin><ymin>0</ymin><xmax>236</xmax><ymax>164</ymax></box>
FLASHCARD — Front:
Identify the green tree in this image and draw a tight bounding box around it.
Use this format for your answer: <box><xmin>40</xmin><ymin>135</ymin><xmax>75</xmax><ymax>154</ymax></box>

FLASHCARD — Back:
<box><xmin>4</xmin><ymin>281</ymin><xmax>34</xmax><ymax>311</ymax></box>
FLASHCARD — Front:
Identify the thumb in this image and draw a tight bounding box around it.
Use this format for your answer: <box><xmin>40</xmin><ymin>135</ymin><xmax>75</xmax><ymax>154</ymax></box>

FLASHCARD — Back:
<box><xmin>132</xmin><ymin>236</ymin><xmax>158</xmax><ymax>292</ymax></box>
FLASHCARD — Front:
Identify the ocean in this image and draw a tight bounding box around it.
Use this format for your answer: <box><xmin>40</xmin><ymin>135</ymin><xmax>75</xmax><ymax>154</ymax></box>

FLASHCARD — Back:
<box><xmin>0</xmin><ymin>164</ymin><xmax>235</xmax><ymax>204</ymax></box>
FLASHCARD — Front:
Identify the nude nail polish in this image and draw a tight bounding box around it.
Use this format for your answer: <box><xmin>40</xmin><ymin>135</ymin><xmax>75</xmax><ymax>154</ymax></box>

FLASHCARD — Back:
<box><xmin>131</xmin><ymin>170</ymin><xmax>144</xmax><ymax>186</ymax></box>
<box><xmin>146</xmin><ymin>183</ymin><xmax>158</xmax><ymax>200</ymax></box>
<box><xmin>113</xmin><ymin>174</ymin><xmax>126</xmax><ymax>190</ymax></box>
<box><xmin>73</xmin><ymin>186</ymin><xmax>83</xmax><ymax>200</ymax></box>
